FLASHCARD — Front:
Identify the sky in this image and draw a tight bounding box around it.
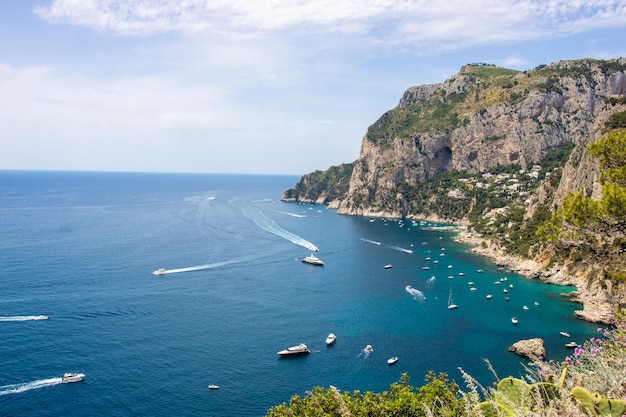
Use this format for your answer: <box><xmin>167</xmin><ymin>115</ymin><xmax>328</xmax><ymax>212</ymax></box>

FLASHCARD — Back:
<box><xmin>0</xmin><ymin>1</ymin><xmax>625</xmax><ymax>175</ymax></box>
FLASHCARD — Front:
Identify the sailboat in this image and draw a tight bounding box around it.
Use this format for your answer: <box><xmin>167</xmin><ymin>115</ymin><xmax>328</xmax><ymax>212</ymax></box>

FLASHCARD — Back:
<box><xmin>447</xmin><ymin>288</ymin><xmax>458</xmax><ymax>310</ymax></box>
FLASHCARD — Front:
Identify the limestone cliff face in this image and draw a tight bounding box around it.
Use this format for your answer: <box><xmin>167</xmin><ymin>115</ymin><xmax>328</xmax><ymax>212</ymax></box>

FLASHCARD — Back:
<box><xmin>526</xmin><ymin>105</ymin><xmax>619</xmax><ymax>217</ymax></box>
<box><xmin>333</xmin><ymin>59</ymin><xmax>626</xmax><ymax>217</ymax></box>
<box><xmin>282</xmin><ymin>58</ymin><xmax>626</xmax><ymax>323</ymax></box>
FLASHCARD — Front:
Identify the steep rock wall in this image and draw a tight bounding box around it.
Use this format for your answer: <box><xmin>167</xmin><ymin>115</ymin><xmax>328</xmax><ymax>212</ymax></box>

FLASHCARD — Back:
<box><xmin>335</xmin><ymin>59</ymin><xmax>626</xmax><ymax>217</ymax></box>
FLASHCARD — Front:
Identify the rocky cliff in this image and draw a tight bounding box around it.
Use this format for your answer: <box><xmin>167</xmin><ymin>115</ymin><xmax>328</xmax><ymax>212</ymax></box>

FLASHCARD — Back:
<box><xmin>284</xmin><ymin>59</ymin><xmax>625</xmax><ymax>216</ymax></box>
<box><xmin>282</xmin><ymin>58</ymin><xmax>626</xmax><ymax>322</ymax></box>
<box><xmin>338</xmin><ymin>59</ymin><xmax>625</xmax><ymax>217</ymax></box>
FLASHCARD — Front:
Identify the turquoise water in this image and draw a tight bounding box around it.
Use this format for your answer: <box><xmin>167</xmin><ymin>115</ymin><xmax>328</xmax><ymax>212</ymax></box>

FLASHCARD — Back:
<box><xmin>0</xmin><ymin>171</ymin><xmax>598</xmax><ymax>416</ymax></box>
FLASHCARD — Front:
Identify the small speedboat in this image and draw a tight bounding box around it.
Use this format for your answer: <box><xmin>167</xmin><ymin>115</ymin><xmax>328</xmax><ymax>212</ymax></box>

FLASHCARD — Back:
<box><xmin>565</xmin><ymin>342</ymin><xmax>578</xmax><ymax>348</ymax></box>
<box><xmin>560</xmin><ymin>331</ymin><xmax>571</xmax><ymax>338</ymax></box>
<box><xmin>325</xmin><ymin>333</ymin><xmax>337</xmax><ymax>346</ymax></box>
<box><xmin>208</xmin><ymin>384</ymin><xmax>220</xmax><ymax>389</ymax></box>
<box><xmin>387</xmin><ymin>357</ymin><xmax>399</xmax><ymax>365</ymax></box>
<box><xmin>486</xmin><ymin>294</ymin><xmax>492</xmax><ymax>299</ymax></box>
<box><xmin>153</xmin><ymin>268</ymin><xmax>166</xmax><ymax>275</ymax></box>
<box><xmin>62</xmin><ymin>373</ymin><xmax>85</xmax><ymax>383</ymax></box>
<box><xmin>511</xmin><ymin>317</ymin><xmax>518</xmax><ymax>325</ymax></box>
<box><xmin>364</xmin><ymin>344</ymin><xmax>373</xmax><ymax>352</ymax></box>
<box><xmin>384</xmin><ymin>264</ymin><xmax>393</xmax><ymax>269</ymax></box>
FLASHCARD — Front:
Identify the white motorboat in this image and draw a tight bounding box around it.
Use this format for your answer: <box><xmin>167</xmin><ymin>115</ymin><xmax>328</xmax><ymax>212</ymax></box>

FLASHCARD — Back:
<box><xmin>364</xmin><ymin>344</ymin><xmax>373</xmax><ymax>352</ymax></box>
<box><xmin>325</xmin><ymin>333</ymin><xmax>337</xmax><ymax>346</ymax></box>
<box><xmin>511</xmin><ymin>317</ymin><xmax>518</xmax><ymax>325</ymax></box>
<box><xmin>560</xmin><ymin>331</ymin><xmax>571</xmax><ymax>338</ymax></box>
<box><xmin>277</xmin><ymin>343</ymin><xmax>311</xmax><ymax>356</ymax></box>
<box><xmin>486</xmin><ymin>294</ymin><xmax>493</xmax><ymax>299</ymax></box>
<box><xmin>302</xmin><ymin>254</ymin><xmax>324</xmax><ymax>266</ymax></box>
<box><xmin>387</xmin><ymin>357</ymin><xmax>399</xmax><ymax>365</ymax></box>
<box><xmin>208</xmin><ymin>384</ymin><xmax>220</xmax><ymax>389</ymax></box>
<box><xmin>153</xmin><ymin>268</ymin><xmax>166</xmax><ymax>276</ymax></box>
<box><xmin>384</xmin><ymin>264</ymin><xmax>393</xmax><ymax>269</ymax></box>
<box><xmin>565</xmin><ymin>342</ymin><xmax>578</xmax><ymax>348</ymax></box>
<box><xmin>62</xmin><ymin>373</ymin><xmax>85</xmax><ymax>383</ymax></box>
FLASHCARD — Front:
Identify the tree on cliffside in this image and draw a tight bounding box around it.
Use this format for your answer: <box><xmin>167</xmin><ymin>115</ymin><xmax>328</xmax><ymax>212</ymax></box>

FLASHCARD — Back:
<box><xmin>539</xmin><ymin>127</ymin><xmax>626</xmax><ymax>256</ymax></box>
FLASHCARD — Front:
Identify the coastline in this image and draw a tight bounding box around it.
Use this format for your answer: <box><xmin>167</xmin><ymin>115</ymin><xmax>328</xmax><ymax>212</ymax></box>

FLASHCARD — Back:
<box><xmin>450</xmin><ymin>226</ymin><xmax>614</xmax><ymax>324</ymax></box>
<box><xmin>295</xmin><ymin>199</ymin><xmax>616</xmax><ymax>325</ymax></box>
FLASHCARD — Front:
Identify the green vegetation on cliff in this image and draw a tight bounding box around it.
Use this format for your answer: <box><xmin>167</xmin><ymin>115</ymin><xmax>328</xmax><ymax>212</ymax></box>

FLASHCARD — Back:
<box><xmin>366</xmin><ymin>64</ymin><xmax>529</xmax><ymax>148</ymax></box>
<box><xmin>365</xmin><ymin>60</ymin><xmax>626</xmax><ymax>150</ymax></box>
<box><xmin>282</xmin><ymin>163</ymin><xmax>354</xmax><ymax>203</ymax></box>
<box><xmin>537</xmin><ymin>127</ymin><xmax>626</xmax><ymax>275</ymax></box>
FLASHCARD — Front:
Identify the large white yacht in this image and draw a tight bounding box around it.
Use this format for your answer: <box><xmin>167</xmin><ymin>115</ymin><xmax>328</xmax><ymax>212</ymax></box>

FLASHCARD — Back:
<box><xmin>277</xmin><ymin>343</ymin><xmax>311</xmax><ymax>356</ymax></box>
<box><xmin>302</xmin><ymin>254</ymin><xmax>324</xmax><ymax>266</ymax></box>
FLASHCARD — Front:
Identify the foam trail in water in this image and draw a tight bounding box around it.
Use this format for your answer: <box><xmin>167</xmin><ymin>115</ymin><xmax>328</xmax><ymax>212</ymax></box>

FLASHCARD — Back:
<box><xmin>0</xmin><ymin>378</ymin><xmax>63</xmax><ymax>396</ymax></box>
<box><xmin>360</xmin><ymin>238</ymin><xmax>381</xmax><ymax>245</ymax></box>
<box><xmin>154</xmin><ymin>256</ymin><xmax>257</xmax><ymax>275</ymax></box>
<box><xmin>0</xmin><ymin>315</ymin><xmax>49</xmax><ymax>322</ymax></box>
<box><xmin>278</xmin><ymin>211</ymin><xmax>306</xmax><ymax>218</ymax></box>
<box><xmin>389</xmin><ymin>245</ymin><xmax>414</xmax><ymax>254</ymax></box>
<box><xmin>239</xmin><ymin>206</ymin><xmax>318</xmax><ymax>252</ymax></box>
<box><xmin>405</xmin><ymin>286</ymin><xmax>425</xmax><ymax>300</ymax></box>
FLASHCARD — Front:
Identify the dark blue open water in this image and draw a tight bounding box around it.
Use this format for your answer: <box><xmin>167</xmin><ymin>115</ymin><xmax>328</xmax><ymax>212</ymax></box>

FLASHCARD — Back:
<box><xmin>0</xmin><ymin>171</ymin><xmax>598</xmax><ymax>416</ymax></box>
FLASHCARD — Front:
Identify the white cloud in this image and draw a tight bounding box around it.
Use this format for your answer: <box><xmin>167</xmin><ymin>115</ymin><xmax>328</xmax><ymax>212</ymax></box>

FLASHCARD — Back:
<box><xmin>34</xmin><ymin>0</ymin><xmax>626</xmax><ymax>51</ymax></box>
<box><xmin>0</xmin><ymin>62</ymin><xmax>236</xmax><ymax>128</ymax></box>
<box><xmin>9</xmin><ymin>0</ymin><xmax>625</xmax><ymax>174</ymax></box>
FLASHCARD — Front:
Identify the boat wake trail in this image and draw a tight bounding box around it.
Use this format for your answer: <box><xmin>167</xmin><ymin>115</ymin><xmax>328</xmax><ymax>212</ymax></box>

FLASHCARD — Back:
<box><xmin>405</xmin><ymin>286</ymin><xmax>425</xmax><ymax>301</ymax></box>
<box><xmin>360</xmin><ymin>239</ymin><xmax>412</xmax><ymax>253</ymax></box>
<box><xmin>238</xmin><ymin>206</ymin><xmax>319</xmax><ymax>252</ymax></box>
<box><xmin>0</xmin><ymin>315</ymin><xmax>49</xmax><ymax>322</ymax></box>
<box><xmin>426</xmin><ymin>276</ymin><xmax>436</xmax><ymax>287</ymax></box>
<box><xmin>389</xmin><ymin>245</ymin><xmax>414</xmax><ymax>254</ymax></box>
<box><xmin>360</xmin><ymin>238</ymin><xmax>381</xmax><ymax>245</ymax></box>
<box><xmin>155</xmin><ymin>256</ymin><xmax>257</xmax><ymax>275</ymax></box>
<box><xmin>279</xmin><ymin>211</ymin><xmax>307</xmax><ymax>218</ymax></box>
<box><xmin>0</xmin><ymin>378</ymin><xmax>63</xmax><ymax>396</ymax></box>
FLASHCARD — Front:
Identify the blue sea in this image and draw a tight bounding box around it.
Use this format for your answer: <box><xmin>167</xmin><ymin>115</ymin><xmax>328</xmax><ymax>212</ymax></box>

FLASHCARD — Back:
<box><xmin>0</xmin><ymin>171</ymin><xmax>598</xmax><ymax>416</ymax></box>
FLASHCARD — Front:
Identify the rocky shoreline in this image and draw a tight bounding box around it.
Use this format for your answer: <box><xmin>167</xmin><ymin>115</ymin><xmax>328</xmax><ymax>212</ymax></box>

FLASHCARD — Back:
<box><xmin>450</xmin><ymin>226</ymin><xmax>614</xmax><ymax>324</ymax></box>
<box><xmin>296</xmin><ymin>203</ymin><xmax>616</xmax><ymax>324</ymax></box>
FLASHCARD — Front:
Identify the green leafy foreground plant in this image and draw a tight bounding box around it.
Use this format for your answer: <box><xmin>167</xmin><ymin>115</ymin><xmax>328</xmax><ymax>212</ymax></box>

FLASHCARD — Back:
<box><xmin>265</xmin><ymin>372</ymin><xmax>466</xmax><ymax>417</ymax></box>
